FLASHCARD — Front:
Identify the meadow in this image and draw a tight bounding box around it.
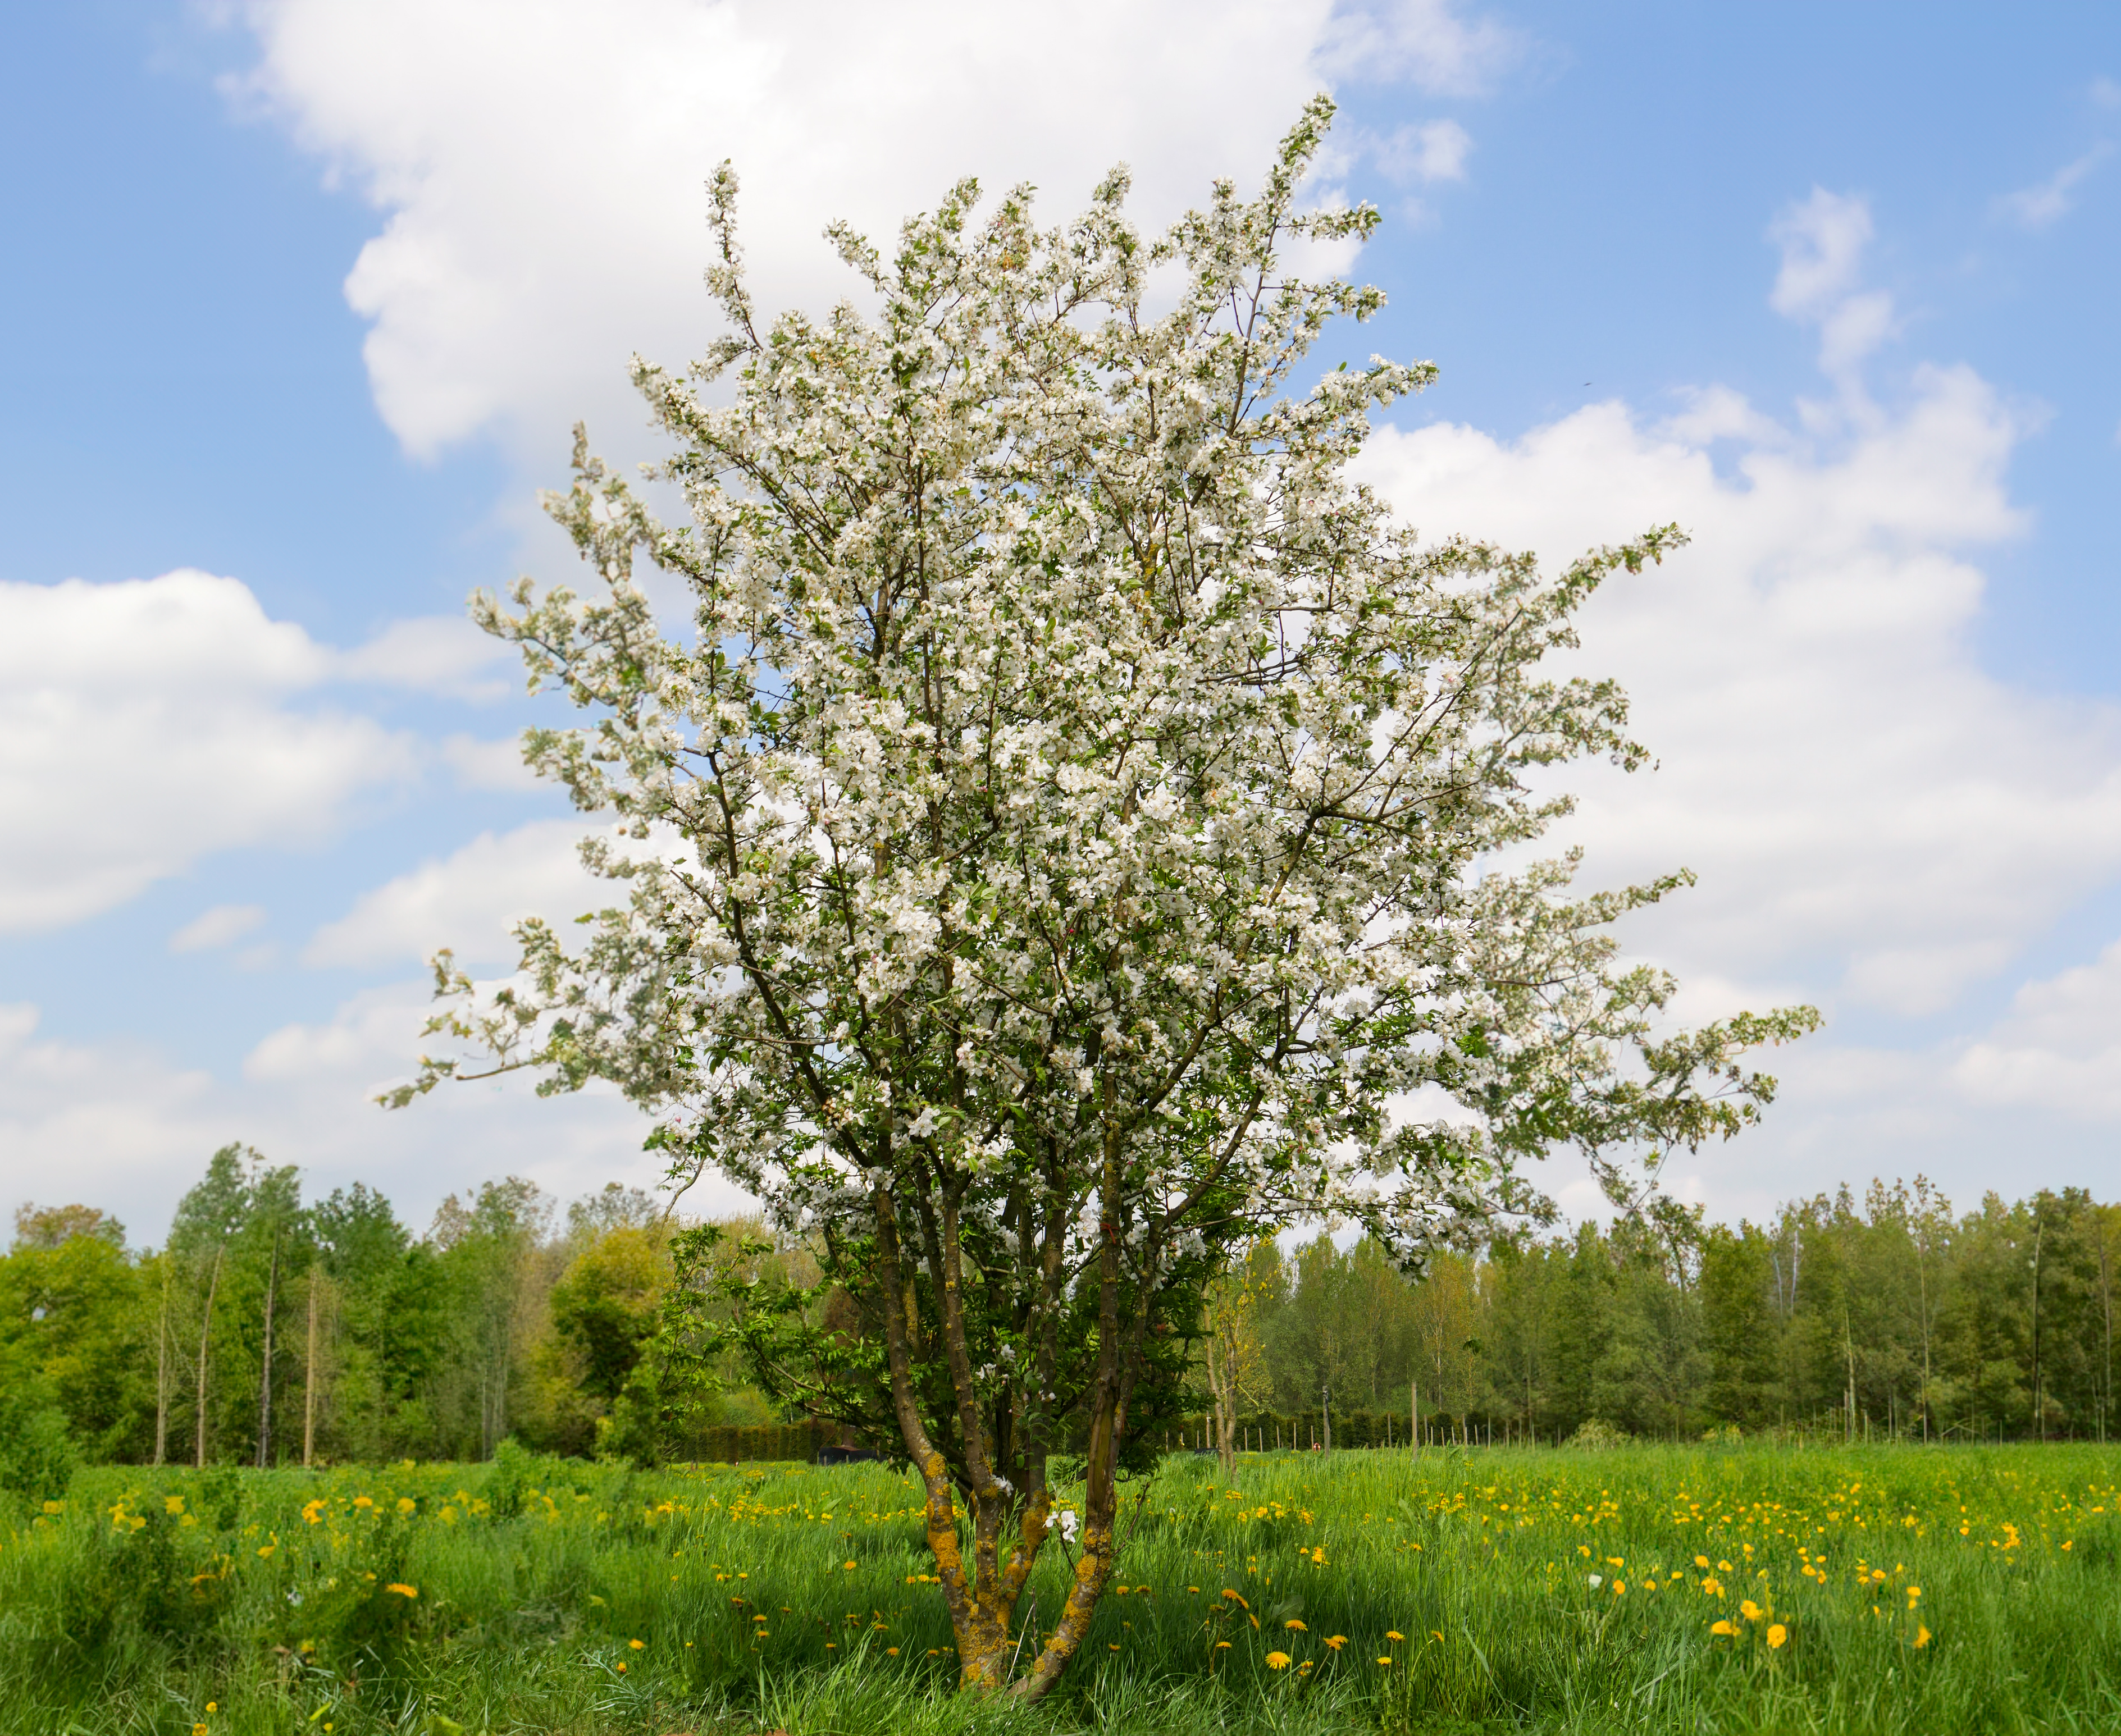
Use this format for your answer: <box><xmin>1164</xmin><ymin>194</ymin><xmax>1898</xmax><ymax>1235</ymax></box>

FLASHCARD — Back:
<box><xmin>2</xmin><ymin>1442</ymin><xmax>2115</xmax><ymax>1736</ymax></box>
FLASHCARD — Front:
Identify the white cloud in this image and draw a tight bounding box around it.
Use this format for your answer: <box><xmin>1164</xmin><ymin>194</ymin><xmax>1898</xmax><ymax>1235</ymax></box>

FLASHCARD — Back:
<box><xmin>170</xmin><ymin>903</ymin><xmax>268</xmax><ymax>953</ymax></box>
<box><xmin>1357</xmin><ymin>364</ymin><xmax>2121</xmax><ymax>1021</ymax></box>
<box><xmin>339</xmin><ymin>614</ymin><xmax>514</xmax><ymax>701</ymax></box>
<box><xmin>1370</xmin><ymin>119</ymin><xmax>1472</xmax><ymax>186</ymax></box>
<box><xmin>229</xmin><ymin>0</ymin><xmax>1505</xmax><ymax>461</ymax></box>
<box><xmin>1767</xmin><ymin>188</ymin><xmax>1896</xmax><ymax>384</ymax></box>
<box><xmin>0</xmin><ymin>991</ymin><xmax>742</xmax><ymax>1245</ymax></box>
<box><xmin>1313</xmin><ymin>0</ymin><xmax>1519</xmax><ymax>94</ymax></box>
<box><xmin>1955</xmin><ymin>940</ymin><xmax>2121</xmax><ymax>1122</ymax></box>
<box><xmin>1996</xmin><ymin>144</ymin><xmax>2113</xmax><ymax>231</ymax></box>
<box><xmin>0</xmin><ymin>572</ymin><xmax>417</xmax><ymax>933</ymax></box>
<box><xmin>302</xmin><ymin>818</ymin><xmax>614</xmax><ymax>970</ymax></box>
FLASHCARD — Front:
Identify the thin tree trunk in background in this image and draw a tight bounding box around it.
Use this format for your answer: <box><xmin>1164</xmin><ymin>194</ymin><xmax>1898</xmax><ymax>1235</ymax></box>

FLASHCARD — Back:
<box><xmin>255</xmin><ymin>1225</ymin><xmax>282</xmax><ymax>1469</ymax></box>
<box><xmin>153</xmin><ymin>1272</ymin><xmax>170</xmax><ymax>1467</ymax></box>
<box><xmin>194</xmin><ymin>1245</ymin><xmax>223</xmax><ymax>1469</ymax></box>
<box><xmin>303</xmin><ymin>1274</ymin><xmax>320</xmax><ymax>1468</ymax></box>
<box><xmin>1411</xmin><ymin>1378</ymin><xmax>1418</xmax><ymax>1458</ymax></box>
<box><xmin>2030</xmin><ymin>1213</ymin><xmax>2044</xmax><ymax>1443</ymax></box>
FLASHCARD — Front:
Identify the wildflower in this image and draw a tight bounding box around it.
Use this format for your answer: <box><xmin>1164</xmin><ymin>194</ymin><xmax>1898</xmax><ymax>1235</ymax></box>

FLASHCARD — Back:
<box><xmin>166</xmin><ymin>1497</ymin><xmax>186</xmax><ymax>1516</ymax></box>
<box><xmin>1914</xmin><ymin>1625</ymin><xmax>1931</xmax><ymax>1648</ymax></box>
<box><xmin>1694</xmin><ymin>1555</ymin><xmax>1709</xmax><ymax>1569</ymax></box>
<box><xmin>1377</xmin><ymin>1656</ymin><xmax>1392</xmax><ymax>1665</ymax></box>
<box><xmin>1613</xmin><ymin>1581</ymin><xmax>1626</xmax><ymax>1596</ymax></box>
<box><xmin>1386</xmin><ymin>1630</ymin><xmax>1404</xmax><ymax>1641</ymax></box>
<box><xmin>384</xmin><ymin>1584</ymin><xmax>418</xmax><ymax>1598</ymax></box>
<box><xmin>1767</xmin><ymin>1624</ymin><xmax>1787</xmax><ymax>1649</ymax></box>
<box><xmin>193</xmin><ymin>1726</ymin><xmax>207</xmax><ymax>1736</ymax></box>
<box><xmin>1710</xmin><ymin>1620</ymin><xmax>1739</xmax><ymax>1637</ymax></box>
<box><xmin>1265</xmin><ymin>1651</ymin><xmax>1292</xmax><ymax>1670</ymax></box>
<box><xmin>206</xmin><ymin>1706</ymin><xmax>217</xmax><ymax>1714</ymax></box>
<box><xmin>1588</xmin><ymin>1573</ymin><xmax>1602</xmax><ymax>1588</ymax></box>
<box><xmin>1322</xmin><ymin>1635</ymin><xmax>1347</xmax><ymax>1650</ymax></box>
<box><xmin>1739</xmin><ymin>1600</ymin><xmax>1763</xmax><ymax>1622</ymax></box>
<box><xmin>396</xmin><ymin>1497</ymin><xmax>416</xmax><ymax>1516</ymax></box>
<box><xmin>1284</xmin><ymin>1619</ymin><xmax>1307</xmax><ymax>1631</ymax></box>
<box><xmin>843</xmin><ymin>1560</ymin><xmax>856</xmax><ymax>1570</ymax></box>
<box><xmin>353</xmin><ymin>1497</ymin><xmax>373</xmax><ymax>1510</ymax></box>
<box><xmin>628</xmin><ymin>1639</ymin><xmax>645</xmax><ymax>1650</ymax></box>
<box><xmin>886</xmin><ymin>1647</ymin><xmax>898</xmax><ymax>1656</ymax></box>
<box><xmin>1214</xmin><ymin>1641</ymin><xmax>1231</xmax><ymax>1651</ymax></box>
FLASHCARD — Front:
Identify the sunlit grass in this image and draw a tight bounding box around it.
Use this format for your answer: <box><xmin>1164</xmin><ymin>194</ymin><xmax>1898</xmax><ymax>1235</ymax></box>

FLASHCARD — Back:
<box><xmin>1</xmin><ymin>1442</ymin><xmax>2115</xmax><ymax>1733</ymax></box>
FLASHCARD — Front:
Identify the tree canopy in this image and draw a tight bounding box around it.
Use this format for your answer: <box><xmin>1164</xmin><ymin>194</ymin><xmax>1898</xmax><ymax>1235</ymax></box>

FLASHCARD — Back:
<box><xmin>391</xmin><ymin>99</ymin><xmax>1814</xmax><ymax>1695</ymax></box>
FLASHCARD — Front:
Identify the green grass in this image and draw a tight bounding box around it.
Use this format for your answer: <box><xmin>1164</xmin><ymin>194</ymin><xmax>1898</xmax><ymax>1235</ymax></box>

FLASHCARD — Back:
<box><xmin>2</xmin><ymin>1442</ymin><xmax>2117</xmax><ymax>1734</ymax></box>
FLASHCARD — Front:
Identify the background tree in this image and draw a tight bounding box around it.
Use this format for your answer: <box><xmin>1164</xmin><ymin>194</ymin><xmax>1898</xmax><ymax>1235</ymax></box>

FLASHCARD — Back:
<box><xmin>390</xmin><ymin>102</ymin><xmax>1811</xmax><ymax>1698</ymax></box>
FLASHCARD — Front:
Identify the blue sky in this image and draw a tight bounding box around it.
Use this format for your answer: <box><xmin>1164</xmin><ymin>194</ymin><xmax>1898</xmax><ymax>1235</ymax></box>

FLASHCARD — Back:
<box><xmin>4</xmin><ymin>1</ymin><xmax>2118</xmax><ymax>1240</ymax></box>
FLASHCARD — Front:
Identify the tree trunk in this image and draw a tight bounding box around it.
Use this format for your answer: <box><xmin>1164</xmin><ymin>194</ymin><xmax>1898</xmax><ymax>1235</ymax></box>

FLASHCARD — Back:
<box><xmin>304</xmin><ymin>1272</ymin><xmax>320</xmax><ymax>1468</ymax></box>
<box><xmin>153</xmin><ymin>1271</ymin><xmax>170</xmax><ymax>1468</ymax></box>
<box><xmin>255</xmin><ymin>1225</ymin><xmax>282</xmax><ymax>1469</ymax></box>
<box><xmin>195</xmin><ymin>1246</ymin><xmax>224</xmax><ymax>1469</ymax></box>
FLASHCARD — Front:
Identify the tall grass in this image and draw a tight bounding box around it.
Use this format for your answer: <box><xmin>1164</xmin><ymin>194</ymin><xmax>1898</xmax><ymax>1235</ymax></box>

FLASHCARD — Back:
<box><xmin>1</xmin><ymin>1441</ymin><xmax>2114</xmax><ymax>1734</ymax></box>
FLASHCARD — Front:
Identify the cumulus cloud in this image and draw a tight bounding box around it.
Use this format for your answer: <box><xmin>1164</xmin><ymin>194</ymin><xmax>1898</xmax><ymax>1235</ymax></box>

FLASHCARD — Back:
<box><xmin>0</xmin><ymin>990</ymin><xmax>736</xmax><ymax>1245</ymax></box>
<box><xmin>0</xmin><ymin>572</ymin><xmax>418</xmax><ymax>933</ymax></box>
<box><xmin>1955</xmin><ymin>942</ymin><xmax>2121</xmax><ymax>1122</ymax></box>
<box><xmin>1767</xmin><ymin>188</ymin><xmax>1896</xmax><ymax>384</ymax></box>
<box><xmin>1313</xmin><ymin>0</ymin><xmax>1519</xmax><ymax>94</ymax></box>
<box><xmin>339</xmin><ymin>613</ymin><xmax>515</xmax><ymax>701</ymax></box>
<box><xmin>1996</xmin><ymin>144</ymin><xmax>2112</xmax><ymax>231</ymax></box>
<box><xmin>170</xmin><ymin>904</ymin><xmax>268</xmax><ymax>953</ymax></box>
<box><xmin>302</xmin><ymin>818</ymin><xmax>615</xmax><ymax>970</ymax></box>
<box><xmin>1357</xmin><ymin>367</ymin><xmax>2121</xmax><ymax>1021</ymax></box>
<box><xmin>228</xmin><ymin>0</ymin><xmax>1504</xmax><ymax>460</ymax></box>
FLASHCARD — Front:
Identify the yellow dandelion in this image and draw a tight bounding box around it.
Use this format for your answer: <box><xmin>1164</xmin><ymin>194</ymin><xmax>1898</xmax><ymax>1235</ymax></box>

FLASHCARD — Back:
<box><xmin>1284</xmin><ymin>1618</ymin><xmax>1307</xmax><ymax>1631</ymax></box>
<box><xmin>206</xmin><ymin>1706</ymin><xmax>217</xmax><ymax>1715</ymax></box>
<box><xmin>1914</xmin><ymin>1625</ymin><xmax>1931</xmax><ymax>1648</ymax></box>
<box><xmin>193</xmin><ymin>1725</ymin><xmax>208</xmax><ymax>1736</ymax></box>
<box><xmin>384</xmin><ymin>1583</ymin><xmax>418</xmax><ymax>1599</ymax></box>
<box><xmin>1377</xmin><ymin>1656</ymin><xmax>1393</xmax><ymax>1666</ymax></box>
<box><xmin>1322</xmin><ymin>1634</ymin><xmax>1347</xmax><ymax>1650</ymax></box>
<box><xmin>1386</xmin><ymin>1630</ymin><xmax>1404</xmax><ymax>1641</ymax></box>
<box><xmin>1767</xmin><ymin>1624</ymin><xmax>1787</xmax><ymax>1650</ymax></box>
<box><xmin>886</xmin><ymin>1647</ymin><xmax>898</xmax><ymax>1656</ymax></box>
<box><xmin>843</xmin><ymin>1560</ymin><xmax>856</xmax><ymax>1570</ymax></box>
<box><xmin>1694</xmin><ymin>1555</ymin><xmax>1709</xmax><ymax>1569</ymax></box>
<box><xmin>1265</xmin><ymin>1651</ymin><xmax>1292</xmax><ymax>1670</ymax></box>
<box><xmin>1739</xmin><ymin>1600</ymin><xmax>1763</xmax><ymax>1622</ymax></box>
<box><xmin>1214</xmin><ymin>1641</ymin><xmax>1231</xmax><ymax>1650</ymax></box>
<box><xmin>1108</xmin><ymin>1643</ymin><xmax>1120</xmax><ymax>1652</ymax></box>
<box><xmin>1710</xmin><ymin>1620</ymin><xmax>1739</xmax><ymax>1637</ymax></box>
<box><xmin>166</xmin><ymin>1496</ymin><xmax>186</xmax><ymax>1516</ymax></box>
<box><xmin>628</xmin><ymin>1638</ymin><xmax>645</xmax><ymax>1650</ymax></box>
<box><xmin>353</xmin><ymin>1496</ymin><xmax>373</xmax><ymax>1510</ymax></box>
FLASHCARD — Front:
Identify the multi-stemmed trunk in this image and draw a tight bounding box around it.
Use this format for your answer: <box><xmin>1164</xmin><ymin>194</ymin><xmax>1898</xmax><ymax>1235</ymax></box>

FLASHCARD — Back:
<box><xmin>870</xmin><ymin>1126</ymin><xmax>1152</xmax><ymax>1703</ymax></box>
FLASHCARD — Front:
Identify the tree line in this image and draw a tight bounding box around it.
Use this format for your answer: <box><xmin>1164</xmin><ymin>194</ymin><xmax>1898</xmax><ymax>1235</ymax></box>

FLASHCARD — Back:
<box><xmin>1211</xmin><ymin>1177</ymin><xmax>2119</xmax><ymax>1449</ymax></box>
<box><xmin>1</xmin><ymin>1154</ymin><xmax>2113</xmax><ymax>1494</ymax></box>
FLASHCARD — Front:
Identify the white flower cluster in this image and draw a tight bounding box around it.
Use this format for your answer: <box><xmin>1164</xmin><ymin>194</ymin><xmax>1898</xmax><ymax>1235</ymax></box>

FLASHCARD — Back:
<box><xmin>392</xmin><ymin>102</ymin><xmax>1812</xmax><ymax>1581</ymax></box>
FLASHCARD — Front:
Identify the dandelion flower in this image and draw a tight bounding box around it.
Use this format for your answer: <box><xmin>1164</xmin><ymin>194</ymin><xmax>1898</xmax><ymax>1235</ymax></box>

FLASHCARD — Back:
<box><xmin>166</xmin><ymin>1497</ymin><xmax>186</xmax><ymax>1516</ymax></box>
<box><xmin>1386</xmin><ymin>1630</ymin><xmax>1404</xmax><ymax>1641</ymax></box>
<box><xmin>384</xmin><ymin>1584</ymin><xmax>418</xmax><ymax>1599</ymax></box>
<box><xmin>206</xmin><ymin>1706</ymin><xmax>217</xmax><ymax>1715</ymax></box>
<box><xmin>1265</xmin><ymin>1651</ymin><xmax>1292</xmax><ymax>1670</ymax></box>
<box><xmin>396</xmin><ymin>1497</ymin><xmax>416</xmax><ymax>1515</ymax></box>
<box><xmin>1284</xmin><ymin>1619</ymin><xmax>1307</xmax><ymax>1631</ymax></box>
<box><xmin>1710</xmin><ymin>1620</ymin><xmax>1738</xmax><ymax>1637</ymax></box>
<box><xmin>843</xmin><ymin>1561</ymin><xmax>856</xmax><ymax>1570</ymax></box>
<box><xmin>886</xmin><ymin>1647</ymin><xmax>898</xmax><ymax>1656</ymax></box>
<box><xmin>1214</xmin><ymin>1641</ymin><xmax>1231</xmax><ymax>1650</ymax></box>
<box><xmin>1767</xmin><ymin>1624</ymin><xmax>1787</xmax><ymax>1650</ymax></box>
<box><xmin>1740</xmin><ymin>1600</ymin><xmax>1763</xmax><ymax>1622</ymax></box>
<box><xmin>628</xmin><ymin>1639</ymin><xmax>645</xmax><ymax>1650</ymax></box>
<box><xmin>1915</xmin><ymin>1625</ymin><xmax>1931</xmax><ymax>1648</ymax></box>
<box><xmin>1377</xmin><ymin>1656</ymin><xmax>1392</xmax><ymax>1665</ymax></box>
<box><xmin>1694</xmin><ymin>1555</ymin><xmax>1709</xmax><ymax>1569</ymax></box>
<box><xmin>1322</xmin><ymin>1635</ymin><xmax>1347</xmax><ymax>1650</ymax></box>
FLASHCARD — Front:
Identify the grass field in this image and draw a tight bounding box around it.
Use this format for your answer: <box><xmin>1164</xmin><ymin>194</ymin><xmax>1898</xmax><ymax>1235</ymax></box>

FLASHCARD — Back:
<box><xmin>3</xmin><ymin>1442</ymin><xmax>2117</xmax><ymax>1735</ymax></box>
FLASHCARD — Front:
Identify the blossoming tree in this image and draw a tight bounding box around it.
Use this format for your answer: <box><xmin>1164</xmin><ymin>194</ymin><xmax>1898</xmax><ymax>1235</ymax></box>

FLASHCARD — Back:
<box><xmin>388</xmin><ymin>99</ymin><xmax>1814</xmax><ymax>1697</ymax></box>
